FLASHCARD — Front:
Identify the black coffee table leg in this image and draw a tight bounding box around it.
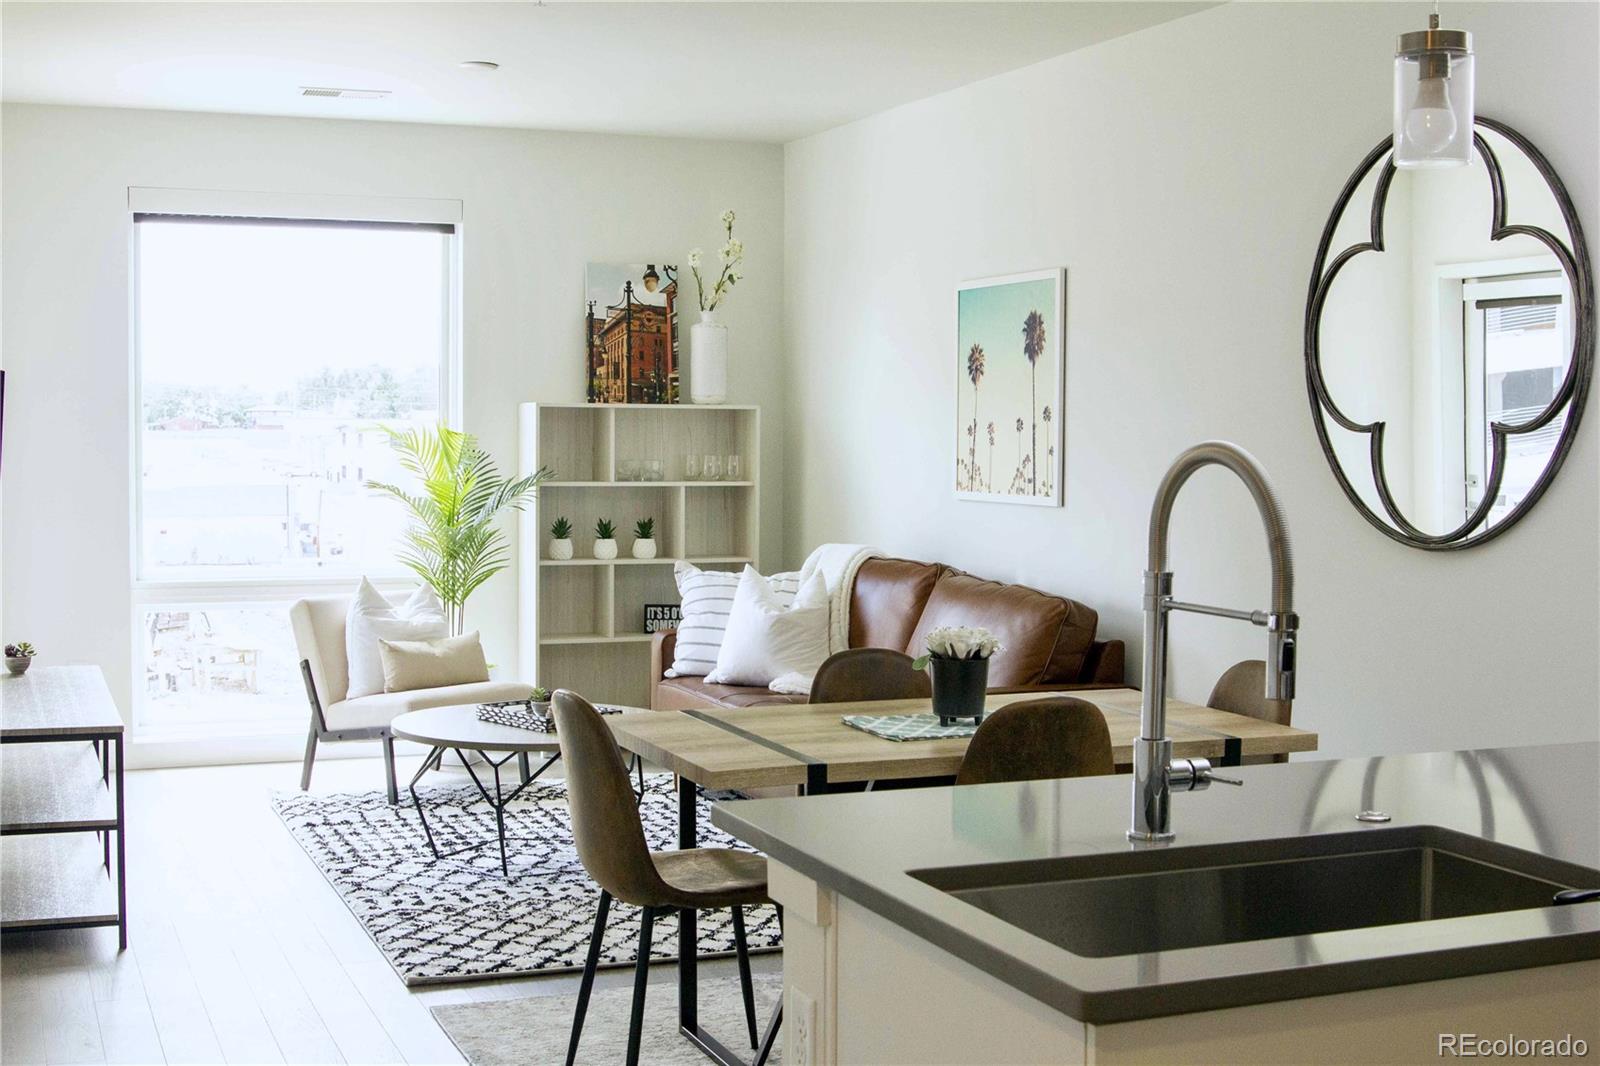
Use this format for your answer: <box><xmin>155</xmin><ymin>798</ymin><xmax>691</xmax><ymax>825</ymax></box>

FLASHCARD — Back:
<box><xmin>408</xmin><ymin>745</ymin><xmax>446</xmax><ymax>859</ymax></box>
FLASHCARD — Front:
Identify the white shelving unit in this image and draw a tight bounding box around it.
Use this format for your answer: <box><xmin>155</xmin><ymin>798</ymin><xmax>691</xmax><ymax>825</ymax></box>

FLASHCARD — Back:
<box><xmin>518</xmin><ymin>402</ymin><xmax>760</xmax><ymax>707</ymax></box>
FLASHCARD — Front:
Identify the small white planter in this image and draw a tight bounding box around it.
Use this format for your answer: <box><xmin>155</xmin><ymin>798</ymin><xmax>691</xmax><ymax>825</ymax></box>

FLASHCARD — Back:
<box><xmin>593</xmin><ymin>538</ymin><xmax>618</xmax><ymax>560</ymax></box>
<box><xmin>689</xmin><ymin>310</ymin><xmax>729</xmax><ymax>404</ymax></box>
<box><xmin>549</xmin><ymin>538</ymin><xmax>574</xmax><ymax>561</ymax></box>
<box><xmin>632</xmin><ymin>538</ymin><xmax>658</xmax><ymax>560</ymax></box>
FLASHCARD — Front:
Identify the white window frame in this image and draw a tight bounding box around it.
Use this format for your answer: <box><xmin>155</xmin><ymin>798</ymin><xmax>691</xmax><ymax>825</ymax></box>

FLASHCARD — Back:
<box><xmin>126</xmin><ymin>188</ymin><xmax>463</xmax><ymax>753</ymax></box>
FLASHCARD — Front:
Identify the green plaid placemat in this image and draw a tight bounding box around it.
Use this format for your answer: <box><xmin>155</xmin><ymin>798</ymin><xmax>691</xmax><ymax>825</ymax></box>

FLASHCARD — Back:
<box><xmin>841</xmin><ymin>713</ymin><xmax>981</xmax><ymax>741</ymax></box>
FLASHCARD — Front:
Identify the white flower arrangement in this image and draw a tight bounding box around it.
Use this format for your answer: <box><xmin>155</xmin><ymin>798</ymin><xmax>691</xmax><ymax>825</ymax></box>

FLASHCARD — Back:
<box><xmin>912</xmin><ymin>625</ymin><xmax>1002</xmax><ymax>670</ymax></box>
<box><xmin>689</xmin><ymin>208</ymin><xmax>745</xmax><ymax>313</ymax></box>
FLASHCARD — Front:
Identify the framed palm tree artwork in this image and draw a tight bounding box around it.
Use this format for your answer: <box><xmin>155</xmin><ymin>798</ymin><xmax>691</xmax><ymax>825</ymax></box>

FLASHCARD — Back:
<box><xmin>954</xmin><ymin>269</ymin><xmax>1065</xmax><ymax>506</ymax></box>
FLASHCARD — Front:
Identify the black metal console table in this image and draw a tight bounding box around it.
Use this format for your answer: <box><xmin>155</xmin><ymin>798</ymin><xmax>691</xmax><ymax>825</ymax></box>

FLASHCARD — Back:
<box><xmin>1</xmin><ymin>665</ymin><xmax>127</xmax><ymax>949</ymax></box>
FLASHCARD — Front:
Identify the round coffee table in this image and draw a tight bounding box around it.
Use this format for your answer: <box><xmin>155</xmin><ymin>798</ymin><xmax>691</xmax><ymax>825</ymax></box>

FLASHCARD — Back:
<box><xmin>390</xmin><ymin>704</ymin><xmax>565</xmax><ymax>876</ymax></box>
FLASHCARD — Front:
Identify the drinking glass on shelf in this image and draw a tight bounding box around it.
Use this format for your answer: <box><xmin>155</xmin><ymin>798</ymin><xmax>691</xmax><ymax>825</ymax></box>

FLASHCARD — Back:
<box><xmin>684</xmin><ymin>455</ymin><xmax>702</xmax><ymax>481</ymax></box>
<box><xmin>725</xmin><ymin>454</ymin><xmax>741</xmax><ymax>481</ymax></box>
<box><xmin>618</xmin><ymin>459</ymin><xmax>641</xmax><ymax>482</ymax></box>
<box><xmin>643</xmin><ymin>459</ymin><xmax>664</xmax><ymax>482</ymax></box>
<box><xmin>703</xmin><ymin>455</ymin><xmax>723</xmax><ymax>481</ymax></box>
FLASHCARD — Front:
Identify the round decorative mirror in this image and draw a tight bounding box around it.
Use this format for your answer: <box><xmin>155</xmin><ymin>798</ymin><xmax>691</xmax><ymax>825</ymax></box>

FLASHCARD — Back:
<box><xmin>1305</xmin><ymin>117</ymin><xmax>1593</xmax><ymax>549</ymax></box>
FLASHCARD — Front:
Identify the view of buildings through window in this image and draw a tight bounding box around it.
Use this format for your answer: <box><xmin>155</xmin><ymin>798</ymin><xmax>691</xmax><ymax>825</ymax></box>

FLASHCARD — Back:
<box><xmin>134</xmin><ymin>216</ymin><xmax>453</xmax><ymax>733</ymax></box>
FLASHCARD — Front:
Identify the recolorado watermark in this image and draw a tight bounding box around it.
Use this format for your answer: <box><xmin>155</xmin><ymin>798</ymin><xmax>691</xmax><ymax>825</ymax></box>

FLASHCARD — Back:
<box><xmin>1439</xmin><ymin>1034</ymin><xmax>1589</xmax><ymax>1058</ymax></box>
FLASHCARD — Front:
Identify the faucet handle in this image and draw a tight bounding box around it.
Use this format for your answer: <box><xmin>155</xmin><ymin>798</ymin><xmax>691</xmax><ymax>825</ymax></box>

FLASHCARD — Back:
<box><xmin>1199</xmin><ymin>769</ymin><xmax>1244</xmax><ymax>786</ymax></box>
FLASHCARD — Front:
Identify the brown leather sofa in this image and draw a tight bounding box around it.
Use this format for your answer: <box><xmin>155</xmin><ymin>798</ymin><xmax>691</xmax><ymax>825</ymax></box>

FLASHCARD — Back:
<box><xmin>649</xmin><ymin>556</ymin><xmax>1125</xmax><ymax>711</ymax></box>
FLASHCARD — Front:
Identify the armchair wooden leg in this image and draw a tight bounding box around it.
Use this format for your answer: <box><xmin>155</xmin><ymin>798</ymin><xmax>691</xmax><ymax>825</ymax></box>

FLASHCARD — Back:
<box><xmin>626</xmin><ymin>907</ymin><xmax>656</xmax><ymax>1066</ymax></box>
<box><xmin>382</xmin><ymin>733</ymin><xmax>399</xmax><ymax>805</ymax></box>
<box><xmin>731</xmin><ymin>905</ymin><xmax>759</xmax><ymax>1048</ymax></box>
<box><xmin>300</xmin><ymin>723</ymin><xmax>319</xmax><ymax>791</ymax></box>
<box><xmin>566</xmin><ymin>890</ymin><xmax>611</xmax><ymax>1066</ymax></box>
<box><xmin>518</xmin><ymin>751</ymin><xmax>532</xmax><ymax>784</ymax></box>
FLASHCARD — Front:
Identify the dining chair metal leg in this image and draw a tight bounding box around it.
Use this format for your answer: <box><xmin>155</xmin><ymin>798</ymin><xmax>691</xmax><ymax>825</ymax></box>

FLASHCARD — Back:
<box><xmin>731</xmin><ymin>906</ymin><xmax>759</xmax><ymax>1048</ymax></box>
<box><xmin>626</xmin><ymin>907</ymin><xmax>657</xmax><ymax>1066</ymax></box>
<box><xmin>565</xmin><ymin>890</ymin><xmax>612</xmax><ymax>1066</ymax></box>
<box><xmin>753</xmin><ymin>998</ymin><xmax>783</xmax><ymax>1066</ymax></box>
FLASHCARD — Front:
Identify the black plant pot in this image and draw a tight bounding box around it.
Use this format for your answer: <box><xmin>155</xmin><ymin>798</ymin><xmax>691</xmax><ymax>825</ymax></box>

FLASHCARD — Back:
<box><xmin>929</xmin><ymin>656</ymin><xmax>989</xmax><ymax>725</ymax></box>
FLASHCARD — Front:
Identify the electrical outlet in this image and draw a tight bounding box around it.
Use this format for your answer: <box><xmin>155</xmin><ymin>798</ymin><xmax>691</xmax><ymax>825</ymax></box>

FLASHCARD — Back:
<box><xmin>790</xmin><ymin>988</ymin><xmax>817</xmax><ymax>1066</ymax></box>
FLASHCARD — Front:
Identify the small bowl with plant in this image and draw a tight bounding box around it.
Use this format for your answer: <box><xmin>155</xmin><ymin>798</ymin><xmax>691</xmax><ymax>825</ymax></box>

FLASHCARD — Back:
<box><xmin>4</xmin><ymin>642</ymin><xmax>37</xmax><ymax>676</ymax></box>
<box><xmin>549</xmin><ymin>517</ymin><xmax>574</xmax><ymax>561</ymax></box>
<box><xmin>632</xmin><ymin>517</ymin><xmax>658</xmax><ymax>559</ymax></box>
<box><xmin>593</xmin><ymin>519</ymin><xmax>618</xmax><ymax>560</ymax></box>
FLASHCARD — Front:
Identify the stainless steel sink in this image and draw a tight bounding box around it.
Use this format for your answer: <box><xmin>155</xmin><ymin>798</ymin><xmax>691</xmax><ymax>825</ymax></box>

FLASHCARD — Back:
<box><xmin>911</xmin><ymin>826</ymin><xmax>1599</xmax><ymax>958</ymax></box>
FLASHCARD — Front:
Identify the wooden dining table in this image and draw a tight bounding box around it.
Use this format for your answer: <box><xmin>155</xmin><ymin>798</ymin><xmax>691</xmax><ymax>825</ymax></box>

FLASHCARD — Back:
<box><xmin>604</xmin><ymin>687</ymin><xmax>1317</xmax><ymax>1066</ymax></box>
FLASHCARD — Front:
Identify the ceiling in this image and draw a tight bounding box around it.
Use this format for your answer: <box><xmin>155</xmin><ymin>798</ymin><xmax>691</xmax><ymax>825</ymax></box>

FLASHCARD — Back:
<box><xmin>1</xmin><ymin>2</ymin><xmax>1213</xmax><ymax>142</ymax></box>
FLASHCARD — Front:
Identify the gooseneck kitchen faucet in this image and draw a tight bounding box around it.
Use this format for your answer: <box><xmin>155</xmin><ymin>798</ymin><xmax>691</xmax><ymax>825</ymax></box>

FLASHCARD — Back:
<box><xmin>1130</xmin><ymin>441</ymin><xmax>1298</xmax><ymax>843</ymax></box>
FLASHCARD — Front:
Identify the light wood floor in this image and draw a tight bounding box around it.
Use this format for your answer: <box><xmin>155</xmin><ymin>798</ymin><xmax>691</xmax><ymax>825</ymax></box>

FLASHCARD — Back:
<box><xmin>0</xmin><ymin>752</ymin><xmax>778</xmax><ymax>1065</ymax></box>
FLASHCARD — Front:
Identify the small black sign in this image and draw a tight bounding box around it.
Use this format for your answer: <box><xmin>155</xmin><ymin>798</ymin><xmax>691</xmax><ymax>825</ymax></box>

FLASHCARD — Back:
<box><xmin>644</xmin><ymin>603</ymin><xmax>682</xmax><ymax>633</ymax></box>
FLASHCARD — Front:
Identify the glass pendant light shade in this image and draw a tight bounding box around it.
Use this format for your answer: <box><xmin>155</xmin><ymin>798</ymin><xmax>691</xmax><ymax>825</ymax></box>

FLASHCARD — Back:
<box><xmin>1394</xmin><ymin>15</ymin><xmax>1474</xmax><ymax>169</ymax></box>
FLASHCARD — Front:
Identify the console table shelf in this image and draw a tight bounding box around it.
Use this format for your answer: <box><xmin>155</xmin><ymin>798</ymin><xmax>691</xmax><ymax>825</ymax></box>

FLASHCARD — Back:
<box><xmin>0</xmin><ymin>665</ymin><xmax>127</xmax><ymax>948</ymax></box>
<box><xmin>519</xmin><ymin>403</ymin><xmax>760</xmax><ymax>707</ymax></box>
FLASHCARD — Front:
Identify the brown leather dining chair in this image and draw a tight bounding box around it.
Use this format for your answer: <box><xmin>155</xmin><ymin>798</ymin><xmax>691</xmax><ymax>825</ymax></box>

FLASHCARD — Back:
<box><xmin>955</xmin><ymin>697</ymin><xmax>1115</xmax><ymax>786</ymax></box>
<box><xmin>1207</xmin><ymin>659</ymin><xmax>1293</xmax><ymax>764</ymax></box>
<box><xmin>552</xmin><ymin>690</ymin><xmax>780</xmax><ymax>1066</ymax></box>
<box><xmin>809</xmin><ymin>647</ymin><xmax>932</xmax><ymax>704</ymax></box>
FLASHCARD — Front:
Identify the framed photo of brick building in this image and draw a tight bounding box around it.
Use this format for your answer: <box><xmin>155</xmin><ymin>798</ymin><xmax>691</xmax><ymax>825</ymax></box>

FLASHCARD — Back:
<box><xmin>585</xmin><ymin>263</ymin><xmax>680</xmax><ymax>404</ymax></box>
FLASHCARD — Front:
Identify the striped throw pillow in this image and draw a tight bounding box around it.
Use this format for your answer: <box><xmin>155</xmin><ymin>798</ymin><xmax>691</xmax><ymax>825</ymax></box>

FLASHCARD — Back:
<box><xmin>667</xmin><ymin>561</ymin><xmax>801</xmax><ymax>677</ymax></box>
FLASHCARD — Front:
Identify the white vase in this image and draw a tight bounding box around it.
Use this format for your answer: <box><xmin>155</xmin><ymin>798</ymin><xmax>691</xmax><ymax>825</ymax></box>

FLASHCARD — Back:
<box><xmin>632</xmin><ymin>538</ymin><xmax>658</xmax><ymax>560</ymax></box>
<box><xmin>549</xmin><ymin>538</ymin><xmax>574</xmax><ymax>561</ymax></box>
<box><xmin>593</xmin><ymin>538</ymin><xmax>618</xmax><ymax>560</ymax></box>
<box><xmin>689</xmin><ymin>310</ymin><xmax>729</xmax><ymax>404</ymax></box>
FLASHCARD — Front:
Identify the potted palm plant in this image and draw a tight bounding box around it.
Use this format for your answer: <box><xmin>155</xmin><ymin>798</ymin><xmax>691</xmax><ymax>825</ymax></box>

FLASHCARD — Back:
<box><xmin>549</xmin><ymin>516</ymin><xmax>575</xmax><ymax>560</ymax></box>
<box><xmin>367</xmin><ymin>425</ymin><xmax>552</xmax><ymax>634</ymax></box>
<box><xmin>632</xmin><ymin>517</ymin><xmax>657</xmax><ymax>559</ymax></box>
<box><xmin>593</xmin><ymin>519</ymin><xmax>618</xmax><ymax>560</ymax></box>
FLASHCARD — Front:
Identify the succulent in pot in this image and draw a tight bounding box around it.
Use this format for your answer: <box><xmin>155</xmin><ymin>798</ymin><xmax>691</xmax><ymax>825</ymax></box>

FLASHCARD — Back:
<box><xmin>549</xmin><ymin>516</ymin><xmax>574</xmax><ymax>561</ymax></box>
<box><xmin>4</xmin><ymin>641</ymin><xmax>37</xmax><ymax>676</ymax></box>
<box><xmin>593</xmin><ymin>519</ymin><xmax>618</xmax><ymax>560</ymax></box>
<box><xmin>632</xmin><ymin>517</ymin><xmax>658</xmax><ymax>560</ymax></box>
<box><xmin>912</xmin><ymin>626</ymin><xmax>1002</xmax><ymax>725</ymax></box>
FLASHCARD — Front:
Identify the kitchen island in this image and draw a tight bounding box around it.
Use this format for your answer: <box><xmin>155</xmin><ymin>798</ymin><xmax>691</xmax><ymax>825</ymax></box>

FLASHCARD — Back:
<box><xmin>712</xmin><ymin>743</ymin><xmax>1600</xmax><ymax>1065</ymax></box>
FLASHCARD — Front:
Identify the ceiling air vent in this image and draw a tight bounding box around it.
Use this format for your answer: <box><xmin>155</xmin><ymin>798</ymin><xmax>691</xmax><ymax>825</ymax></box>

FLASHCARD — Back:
<box><xmin>300</xmin><ymin>86</ymin><xmax>391</xmax><ymax>100</ymax></box>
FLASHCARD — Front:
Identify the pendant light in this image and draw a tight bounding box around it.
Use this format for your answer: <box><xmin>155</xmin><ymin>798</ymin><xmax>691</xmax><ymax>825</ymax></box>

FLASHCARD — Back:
<box><xmin>1393</xmin><ymin>4</ymin><xmax>1474</xmax><ymax>168</ymax></box>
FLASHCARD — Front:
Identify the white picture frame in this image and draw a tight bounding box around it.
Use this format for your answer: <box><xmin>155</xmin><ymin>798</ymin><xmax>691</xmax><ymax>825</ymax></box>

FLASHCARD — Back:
<box><xmin>953</xmin><ymin>268</ymin><xmax>1065</xmax><ymax>506</ymax></box>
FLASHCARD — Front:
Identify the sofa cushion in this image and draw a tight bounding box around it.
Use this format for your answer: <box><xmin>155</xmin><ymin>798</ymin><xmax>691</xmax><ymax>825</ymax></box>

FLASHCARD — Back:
<box><xmin>1042</xmin><ymin>598</ymin><xmax>1100</xmax><ymax>684</ymax></box>
<box><xmin>322</xmin><ymin>680</ymin><xmax>534</xmax><ymax>732</ymax></box>
<box><xmin>905</xmin><ymin>572</ymin><xmax>1071</xmax><ymax>687</ymax></box>
<box><xmin>848</xmin><ymin>557</ymin><xmax>943</xmax><ymax>652</ymax></box>
<box><xmin>655</xmin><ymin>675</ymin><xmax>805</xmax><ymax>710</ymax></box>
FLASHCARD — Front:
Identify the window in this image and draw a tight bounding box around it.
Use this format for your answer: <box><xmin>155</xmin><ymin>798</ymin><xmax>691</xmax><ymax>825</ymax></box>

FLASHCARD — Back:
<box><xmin>1460</xmin><ymin>273</ymin><xmax>1570</xmax><ymax>523</ymax></box>
<box><xmin>133</xmin><ymin>207</ymin><xmax>458</xmax><ymax>736</ymax></box>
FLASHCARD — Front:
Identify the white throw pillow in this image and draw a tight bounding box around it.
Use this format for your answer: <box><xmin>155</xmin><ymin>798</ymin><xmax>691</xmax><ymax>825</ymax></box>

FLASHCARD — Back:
<box><xmin>705</xmin><ymin>569</ymin><xmax>830</xmax><ymax>687</ymax></box>
<box><xmin>667</xmin><ymin>561</ymin><xmax>800</xmax><ymax>677</ymax></box>
<box><xmin>345</xmin><ymin>578</ymin><xmax>448</xmax><ymax>698</ymax></box>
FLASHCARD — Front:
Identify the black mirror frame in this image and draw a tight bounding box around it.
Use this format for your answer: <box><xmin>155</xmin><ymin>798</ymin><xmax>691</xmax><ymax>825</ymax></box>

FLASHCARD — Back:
<box><xmin>1304</xmin><ymin>116</ymin><xmax>1594</xmax><ymax>551</ymax></box>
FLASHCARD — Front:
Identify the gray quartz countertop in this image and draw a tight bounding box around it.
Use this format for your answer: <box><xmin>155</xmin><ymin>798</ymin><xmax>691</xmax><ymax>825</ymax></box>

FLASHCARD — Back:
<box><xmin>710</xmin><ymin>742</ymin><xmax>1600</xmax><ymax>1024</ymax></box>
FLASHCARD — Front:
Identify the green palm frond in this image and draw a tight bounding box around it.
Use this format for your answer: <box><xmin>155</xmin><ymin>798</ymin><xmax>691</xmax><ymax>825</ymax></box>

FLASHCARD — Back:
<box><xmin>367</xmin><ymin>423</ymin><xmax>553</xmax><ymax>632</ymax></box>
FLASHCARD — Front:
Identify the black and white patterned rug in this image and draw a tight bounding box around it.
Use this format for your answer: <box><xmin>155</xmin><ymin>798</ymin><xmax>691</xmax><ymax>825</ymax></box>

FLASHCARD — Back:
<box><xmin>271</xmin><ymin>777</ymin><xmax>781</xmax><ymax>986</ymax></box>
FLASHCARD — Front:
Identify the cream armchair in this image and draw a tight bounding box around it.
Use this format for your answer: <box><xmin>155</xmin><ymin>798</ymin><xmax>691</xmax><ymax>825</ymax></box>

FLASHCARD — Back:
<box><xmin>290</xmin><ymin>595</ymin><xmax>534</xmax><ymax>803</ymax></box>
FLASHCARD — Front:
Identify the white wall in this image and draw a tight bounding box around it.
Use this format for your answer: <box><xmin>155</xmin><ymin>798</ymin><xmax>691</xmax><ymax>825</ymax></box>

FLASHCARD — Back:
<box><xmin>0</xmin><ymin>104</ymin><xmax>784</xmax><ymax>756</ymax></box>
<box><xmin>782</xmin><ymin>2</ymin><xmax>1599</xmax><ymax>758</ymax></box>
